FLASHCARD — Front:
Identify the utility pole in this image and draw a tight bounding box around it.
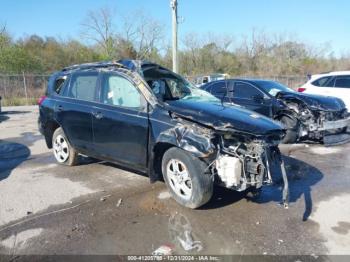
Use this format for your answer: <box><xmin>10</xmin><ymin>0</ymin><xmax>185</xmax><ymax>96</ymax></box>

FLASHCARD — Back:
<box><xmin>170</xmin><ymin>0</ymin><xmax>178</xmax><ymax>73</ymax></box>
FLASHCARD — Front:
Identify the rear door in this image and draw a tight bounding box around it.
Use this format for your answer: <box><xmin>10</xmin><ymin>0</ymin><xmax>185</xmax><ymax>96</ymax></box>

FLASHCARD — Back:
<box><xmin>306</xmin><ymin>76</ymin><xmax>334</xmax><ymax>96</ymax></box>
<box><xmin>205</xmin><ymin>80</ymin><xmax>232</xmax><ymax>103</ymax></box>
<box><xmin>92</xmin><ymin>71</ymin><xmax>149</xmax><ymax>169</ymax></box>
<box><xmin>55</xmin><ymin>70</ymin><xmax>99</xmax><ymax>153</ymax></box>
<box><xmin>231</xmin><ymin>81</ymin><xmax>273</xmax><ymax>116</ymax></box>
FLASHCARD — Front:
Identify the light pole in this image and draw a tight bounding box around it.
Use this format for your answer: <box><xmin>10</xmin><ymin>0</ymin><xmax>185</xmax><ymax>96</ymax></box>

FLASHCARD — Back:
<box><xmin>170</xmin><ymin>0</ymin><xmax>178</xmax><ymax>73</ymax></box>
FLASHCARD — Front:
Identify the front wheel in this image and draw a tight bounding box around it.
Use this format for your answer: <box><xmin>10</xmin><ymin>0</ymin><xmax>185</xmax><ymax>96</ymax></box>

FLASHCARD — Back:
<box><xmin>162</xmin><ymin>147</ymin><xmax>213</xmax><ymax>209</ymax></box>
<box><xmin>52</xmin><ymin>127</ymin><xmax>78</xmax><ymax>166</ymax></box>
<box><xmin>278</xmin><ymin>116</ymin><xmax>300</xmax><ymax>144</ymax></box>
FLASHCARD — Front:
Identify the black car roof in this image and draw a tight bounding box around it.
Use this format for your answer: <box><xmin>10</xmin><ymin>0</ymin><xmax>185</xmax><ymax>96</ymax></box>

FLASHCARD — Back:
<box><xmin>61</xmin><ymin>59</ymin><xmax>161</xmax><ymax>73</ymax></box>
<box><xmin>201</xmin><ymin>78</ymin><xmax>275</xmax><ymax>87</ymax></box>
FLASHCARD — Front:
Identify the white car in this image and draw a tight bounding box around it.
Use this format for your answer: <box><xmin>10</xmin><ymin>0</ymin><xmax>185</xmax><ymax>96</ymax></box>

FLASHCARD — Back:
<box><xmin>299</xmin><ymin>71</ymin><xmax>350</xmax><ymax>109</ymax></box>
<box><xmin>194</xmin><ymin>74</ymin><xmax>229</xmax><ymax>87</ymax></box>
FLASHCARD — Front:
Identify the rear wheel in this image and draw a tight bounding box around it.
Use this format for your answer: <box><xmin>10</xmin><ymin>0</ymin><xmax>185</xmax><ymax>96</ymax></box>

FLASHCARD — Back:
<box><xmin>278</xmin><ymin>116</ymin><xmax>299</xmax><ymax>144</ymax></box>
<box><xmin>52</xmin><ymin>127</ymin><xmax>78</xmax><ymax>166</ymax></box>
<box><xmin>162</xmin><ymin>147</ymin><xmax>213</xmax><ymax>209</ymax></box>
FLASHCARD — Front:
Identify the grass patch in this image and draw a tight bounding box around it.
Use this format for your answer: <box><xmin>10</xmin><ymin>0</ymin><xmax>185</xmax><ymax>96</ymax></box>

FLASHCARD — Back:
<box><xmin>1</xmin><ymin>97</ymin><xmax>38</xmax><ymax>106</ymax></box>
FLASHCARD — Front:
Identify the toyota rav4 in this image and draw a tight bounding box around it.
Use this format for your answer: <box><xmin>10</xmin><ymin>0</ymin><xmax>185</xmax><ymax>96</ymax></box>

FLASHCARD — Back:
<box><xmin>38</xmin><ymin>60</ymin><xmax>289</xmax><ymax>208</ymax></box>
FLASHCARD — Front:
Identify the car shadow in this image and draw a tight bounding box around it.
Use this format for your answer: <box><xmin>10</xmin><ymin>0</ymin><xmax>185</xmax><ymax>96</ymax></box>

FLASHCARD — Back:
<box><xmin>201</xmin><ymin>156</ymin><xmax>324</xmax><ymax>221</ymax></box>
<box><xmin>0</xmin><ymin>110</ymin><xmax>30</xmax><ymax>123</ymax></box>
<box><xmin>0</xmin><ymin>114</ymin><xmax>9</xmax><ymax>123</ymax></box>
<box><xmin>0</xmin><ymin>141</ymin><xmax>31</xmax><ymax>181</ymax></box>
<box><xmin>0</xmin><ymin>111</ymin><xmax>31</xmax><ymax>115</ymax></box>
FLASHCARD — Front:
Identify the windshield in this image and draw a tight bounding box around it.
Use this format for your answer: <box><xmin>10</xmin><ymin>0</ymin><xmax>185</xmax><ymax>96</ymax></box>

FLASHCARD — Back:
<box><xmin>143</xmin><ymin>67</ymin><xmax>220</xmax><ymax>103</ymax></box>
<box><xmin>256</xmin><ymin>80</ymin><xmax>295</xmax><ymax>96</ymax></box>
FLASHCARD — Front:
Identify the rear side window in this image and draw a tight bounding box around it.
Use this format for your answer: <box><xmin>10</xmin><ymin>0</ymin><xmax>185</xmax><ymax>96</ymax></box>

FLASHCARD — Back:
<box><xmin>68</xmin><ymin>72</ymin><xmax>99</xmax><ymax>102</ymax></box>
<box><xmin>210</xmin><ymin>82</ymin><xmax>227</xmax><ymax>96</ymax></box>
<box><xmin>312</xmin><ymin>76</ymin><xmax>333</xmax><ymax>87</ymax></box>
<box><xmin>53</xmin><ymin>76</ymin><xmax>67</xmax><ymax>95</ymax></box>
<box><xmin>334</xmin><ymin>76</ymin><xmax>350</xmax><ymax>88</ymax></box>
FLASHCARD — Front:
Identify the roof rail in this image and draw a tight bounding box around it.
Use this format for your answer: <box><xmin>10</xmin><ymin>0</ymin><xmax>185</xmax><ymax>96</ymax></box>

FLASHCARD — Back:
<box><xmin>62</xmin><ymin>60</ymin><xmax>125</xmax><ymax>72</ymax></box>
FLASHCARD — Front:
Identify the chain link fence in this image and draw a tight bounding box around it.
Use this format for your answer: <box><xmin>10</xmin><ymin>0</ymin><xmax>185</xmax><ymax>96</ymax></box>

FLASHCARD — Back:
<box><xmin>236</xmin><ymin>75</ymin><xmax>308</xmax><ymax>90</ymax></box>
<box><xmin>0</xmin><ymin>74</ymin><xmax>49</xmax><ymax>106</ymax></box>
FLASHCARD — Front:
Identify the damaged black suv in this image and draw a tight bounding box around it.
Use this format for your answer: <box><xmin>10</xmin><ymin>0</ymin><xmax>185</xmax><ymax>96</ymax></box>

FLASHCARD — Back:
<box><xmin>201</xmin><ymin>79</ymin><xmax>350</xmax><ymax>145</ymax></box>
<box><xmin>38</xmin><ymin>60</ymin><xmax>288</xmax><ymax>208</ymax></box>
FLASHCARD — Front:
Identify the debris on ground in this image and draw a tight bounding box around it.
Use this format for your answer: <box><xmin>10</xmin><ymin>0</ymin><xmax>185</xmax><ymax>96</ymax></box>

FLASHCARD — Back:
<box><xmin>100</xmin><ymin>195</ymin><xmax>111</xmax><ymax>202</ymax></box>
<box><xmin>152</xmin><ymin>244</ymin><xmax>174</xmax><ymax>256</ymax></box>
<box><xmin>26</xmin><ymin>211</ymin><xmax>33</xmax><ymax>215</ymax></box>
<box><xmin>169</xmin><ymin>213</ymin><xmax>203</xmax><ymax>252</ymax></box>
<box><xmin>116</xmin><ymin>198</ymin><xmax>122</xmax><ymax>207</ymax></box>
<box><xmin>158</xmin><ymin>191</ymin><xmax>171</xmax><ymax>200</ymax></box>
<box><xmin>177</xmin><ymin>231</ymin><xmax>203</xmax><ymax>252</ymax></box>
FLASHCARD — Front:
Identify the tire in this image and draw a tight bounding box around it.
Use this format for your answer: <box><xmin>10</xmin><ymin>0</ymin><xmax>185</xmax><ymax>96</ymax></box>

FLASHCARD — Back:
<box><xmin>52</xmin><ymin>127</ymin><xmax>78</xmax><ymax>166</ymax></box>
<box><xmin>279</xmin><ymin>116</ymin><xmax>299</xmax><ymax>144</ymax></box>
<box><xmin>162</xmin><ymin>147</ymin><xmax>213</xmax><ymax>209</ymax></box>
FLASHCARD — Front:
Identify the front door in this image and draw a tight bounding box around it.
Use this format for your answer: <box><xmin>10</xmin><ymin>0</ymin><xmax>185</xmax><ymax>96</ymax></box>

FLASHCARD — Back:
<box><xmin>92</xmin><ymin>71</ymin><xmax>149</xmax><ymax>169</ymax></box>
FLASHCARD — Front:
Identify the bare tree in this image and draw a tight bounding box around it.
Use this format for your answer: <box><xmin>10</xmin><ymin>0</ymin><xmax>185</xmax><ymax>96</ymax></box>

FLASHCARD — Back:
<box><xmin>118</xmin><ymin>10</ymin><xmax>164</xmax><ymax>60</ymax></box>
<box><xmin>0</xmin><ymin>24</ymin><xmax>5</xmax><ymax>35</ymax></box>
<box><xmin>81</xmin><ymin>8</ymin><xmax>116</xmax><ymax>58</ymax></box>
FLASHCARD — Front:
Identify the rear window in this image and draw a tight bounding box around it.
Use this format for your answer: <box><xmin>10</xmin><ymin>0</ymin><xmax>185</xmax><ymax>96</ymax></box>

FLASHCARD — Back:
<box><xmin>68</xmin><ymin>72</ymin><xmax>99</xmax><ymax>102</ymax></box>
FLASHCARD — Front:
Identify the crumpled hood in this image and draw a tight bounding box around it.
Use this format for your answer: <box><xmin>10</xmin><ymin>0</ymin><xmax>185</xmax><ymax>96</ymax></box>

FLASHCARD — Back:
<box><xmin>166</xmin><ymin>100</ymin><xmax>284</xmax><ymax>136</ymax></box>
<box><xmin>278</xmin><ymin>91</ymin><xmax>346</xmax><ymax>111</ymax></box>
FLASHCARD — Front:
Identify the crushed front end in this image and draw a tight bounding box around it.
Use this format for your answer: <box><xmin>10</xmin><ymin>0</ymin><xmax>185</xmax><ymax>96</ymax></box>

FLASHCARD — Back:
<box><xmin>298</xmin><ymin>106</ymin><xmax>350</xmax><ymax>145</ymax></box>
<box><xmin>211</xmin><ymin>129</ymin><xmax>289</xmax><ymax>207</ymax></box>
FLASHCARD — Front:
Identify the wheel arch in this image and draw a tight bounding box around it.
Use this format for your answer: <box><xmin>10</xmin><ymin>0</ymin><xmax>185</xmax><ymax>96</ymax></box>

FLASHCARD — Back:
<box><xmin>150</xmin><ymin>142</ymin><xmax>175</xmax><ymax>183</ymax></box>
<box><xmin>44</xmin><ymin>120</ymin><xmax>61</xmax><ymax>149</ymax></box>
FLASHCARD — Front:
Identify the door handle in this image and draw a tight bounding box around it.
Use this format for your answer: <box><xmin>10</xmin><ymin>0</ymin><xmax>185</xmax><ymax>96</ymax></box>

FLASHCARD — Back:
<box><xmin>92</xmin><ymin>111</ymin><xmax>103</xmax><ymax>119</ymax></box>
<box><xmin>57</xmin><ymin>105</ymin><xmax>63</xmax><ymax>112</ymax></box>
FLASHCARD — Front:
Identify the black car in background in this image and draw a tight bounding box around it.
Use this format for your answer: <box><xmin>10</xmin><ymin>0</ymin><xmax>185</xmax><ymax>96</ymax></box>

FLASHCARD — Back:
<box><xmin>38</xmin><ymin>60</ymin><xmax>289</xmax><ymax>208</ymax></box>
<box><xmin>201</xmin><ymin>79</ymin><xmax>350</xmax><ymax>145</ymax></box>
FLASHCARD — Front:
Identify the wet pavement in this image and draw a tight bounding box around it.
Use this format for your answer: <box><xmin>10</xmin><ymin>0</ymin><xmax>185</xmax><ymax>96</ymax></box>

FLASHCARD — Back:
<box><xmin>0</xmin><ymin>106</ymin><xmax>349</xmax><ymax>256</ymax></box>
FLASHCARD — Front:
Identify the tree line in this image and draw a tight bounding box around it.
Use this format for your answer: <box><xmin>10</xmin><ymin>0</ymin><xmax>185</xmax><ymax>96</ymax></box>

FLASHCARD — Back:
<box><xmin>1</xmin><ymin>8</ymin><xmax>349</xmax><ymax>77</ymax></box>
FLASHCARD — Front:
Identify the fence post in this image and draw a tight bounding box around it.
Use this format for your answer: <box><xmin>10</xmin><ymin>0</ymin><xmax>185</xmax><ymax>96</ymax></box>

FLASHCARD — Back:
<box><xmin>3</xmin><ymin>77</ymin><xmax>7</xmax><ymax>96</ymax></box>
<box><xmin>22</xmin><ymin>72</ymin><xmax>28</xmax><ymax>105</ymax></box>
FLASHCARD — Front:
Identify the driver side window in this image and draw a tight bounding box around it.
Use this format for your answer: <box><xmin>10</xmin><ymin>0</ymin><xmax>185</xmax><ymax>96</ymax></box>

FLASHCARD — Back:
<box><xmin>101</xmin><ymin>73</ymin><xmax>145</xmax><ymax>110</ymax></box>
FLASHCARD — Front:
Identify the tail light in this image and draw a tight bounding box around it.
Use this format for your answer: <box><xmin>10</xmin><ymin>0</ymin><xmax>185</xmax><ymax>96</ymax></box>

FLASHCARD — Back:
<box><xmin>297</xmin><ymin>87</ymin><xmax>306</xmax><ymax>92</ymax></box>
<box><xmin>38</xmin><ymin>96</ymin><xmax>47</xmax><ymax>106</ymax></box>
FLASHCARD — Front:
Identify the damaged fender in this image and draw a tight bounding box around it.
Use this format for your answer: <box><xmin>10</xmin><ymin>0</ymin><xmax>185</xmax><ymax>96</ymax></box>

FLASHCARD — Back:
<box><xmin>156</xmin><ymin>122</ymin><xmax>216</xmax><ymax>158</ymax></box>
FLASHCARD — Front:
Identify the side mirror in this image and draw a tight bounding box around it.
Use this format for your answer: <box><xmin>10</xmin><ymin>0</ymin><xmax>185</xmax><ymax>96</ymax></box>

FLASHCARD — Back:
<box><xmin>252</xmin><ymin>94</ymin><xmax>264</xmax><ymax>103</ymax></box>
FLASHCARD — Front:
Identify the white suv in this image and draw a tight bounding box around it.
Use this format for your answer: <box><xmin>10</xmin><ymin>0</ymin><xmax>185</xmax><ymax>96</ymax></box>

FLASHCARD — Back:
<box><xmin>299</xmin><ymin>71</ymin><xmax>350</xmax><ymax>109</ymax></box>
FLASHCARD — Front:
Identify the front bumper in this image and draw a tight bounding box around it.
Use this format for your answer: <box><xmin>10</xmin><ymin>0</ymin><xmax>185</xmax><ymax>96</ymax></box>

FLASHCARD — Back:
<box><xmin>323</xmin><ymin>132</ymin><xmax>350</xmax><ymax>146</ymax></box>
<box><xmin>319</xmin><ymin>117</ymin><xmax>350</xmax><ymax>131</ymax></box>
